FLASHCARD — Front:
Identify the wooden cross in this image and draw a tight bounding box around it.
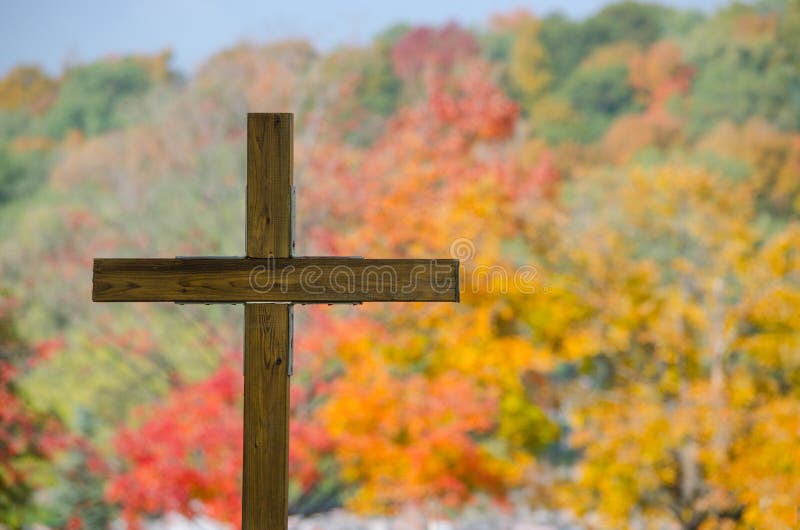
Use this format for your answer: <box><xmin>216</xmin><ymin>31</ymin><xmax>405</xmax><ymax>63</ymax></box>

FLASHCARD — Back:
<box><xmin>91</xmin><ymin>113</ymin><xmax>459</xmax><ymax>529</ymax></box>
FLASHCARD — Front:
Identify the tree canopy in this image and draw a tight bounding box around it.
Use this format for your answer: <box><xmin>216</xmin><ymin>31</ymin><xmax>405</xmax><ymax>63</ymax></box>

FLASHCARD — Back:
<box><xmin>1</xmin><ymin>1</ymin><xmax>799</xmax><ymax>528</ymax></box>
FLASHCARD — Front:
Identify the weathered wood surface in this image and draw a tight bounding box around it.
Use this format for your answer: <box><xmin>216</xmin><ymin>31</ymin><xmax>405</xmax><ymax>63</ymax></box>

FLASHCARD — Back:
<box><xmin>243</xmin><ymin>303</ymin><xmax>290</xmax><ymax>530</ymax></box>
<box><xmin>247</xmin><ymin>113</ymin><xmax>293</xmax><ymax>259</ymax></box>
<box><xmin>244</xmin><ymin>113</ymin><xmax>292</xmax><ymax>530</ymax></box>
<box><xmin>244</xmin><ymin>114</ymin><xmax>294</xmax><ymax>530</ymax></box>
<box><xmin>92</xmin><ymin>257</ymin><xmax>460</xmax><ymax>303</ymax></box>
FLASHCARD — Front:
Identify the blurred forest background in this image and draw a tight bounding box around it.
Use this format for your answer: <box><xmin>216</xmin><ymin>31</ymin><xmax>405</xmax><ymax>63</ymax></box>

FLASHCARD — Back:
<box><xmin>2</xmin><ymin>1</ymin><xmax>800</xmax><ymax>528</ymax></box>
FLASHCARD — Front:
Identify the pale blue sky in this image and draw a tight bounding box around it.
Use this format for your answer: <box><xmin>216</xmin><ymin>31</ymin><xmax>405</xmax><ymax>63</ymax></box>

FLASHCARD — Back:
<box><xmin>1</xmin><ymin>0</ymin><xmax>732</xmax><ymax>77</ymax></box>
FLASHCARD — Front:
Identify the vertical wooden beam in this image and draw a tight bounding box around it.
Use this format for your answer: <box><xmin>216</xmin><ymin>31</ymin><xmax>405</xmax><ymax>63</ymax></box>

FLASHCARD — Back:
<box><xmin>243</xmin><ymin>303</ymin><xmax>290</xmax><ymax>529</ymax></box>
<box><xmin>243</xmin><ymin>113</ymin><xmax>293</xmax><ymax>530</ymax></box>
<box><xmin>247</xmin><ymin>113</ymin><xmax>293</xmax><ymax>259</ymax></box>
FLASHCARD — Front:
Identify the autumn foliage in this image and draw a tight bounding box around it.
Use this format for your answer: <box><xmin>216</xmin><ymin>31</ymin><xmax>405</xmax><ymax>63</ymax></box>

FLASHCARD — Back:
<box><xmin>2</xmin><ymin>1</ymin><xmax>800</xmax><ymax>529</ymax></box>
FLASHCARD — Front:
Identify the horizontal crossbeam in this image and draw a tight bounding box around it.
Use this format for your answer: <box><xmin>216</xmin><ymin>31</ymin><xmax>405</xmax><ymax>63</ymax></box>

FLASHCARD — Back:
<box><xmin>93</xmin><ymin>257</ymin><xmax>459</xmax><ymax>303</ymax></box>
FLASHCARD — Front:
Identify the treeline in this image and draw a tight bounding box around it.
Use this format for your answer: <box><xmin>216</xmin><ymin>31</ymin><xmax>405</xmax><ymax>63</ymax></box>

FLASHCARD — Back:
<box><xmin>1</xmin><ymin>1</ymin><xmax>799</xmax><ymax>529</ymax></box>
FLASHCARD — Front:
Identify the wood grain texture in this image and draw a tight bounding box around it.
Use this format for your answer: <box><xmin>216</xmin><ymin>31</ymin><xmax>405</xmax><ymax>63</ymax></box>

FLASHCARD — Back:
<box><xmin>243</xmin><ymin>303</ymin><xmax>290</xmax><ymax>530</ymax></box>
<box><xmin>244</xmin><ymin>113</ymin><xmax>292</xmax><ymax>530</ymax></box>
<box><xmin>92</xmin><ymin>257</ymin><xmax>460</xmax><ymax>303</ymax></box>
<box><xmin>247</xmin><ymin>113</ymin><xmax>293</xmax><ymax>259</ymax></box>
